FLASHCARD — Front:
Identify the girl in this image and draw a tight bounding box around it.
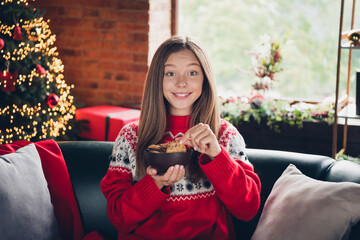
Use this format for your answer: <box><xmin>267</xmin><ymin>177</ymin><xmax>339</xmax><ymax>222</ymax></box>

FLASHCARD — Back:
<box><xmin>101</xmin><ymin>36</ymin><xmax>261</xmax><ymax>239</ymax></box>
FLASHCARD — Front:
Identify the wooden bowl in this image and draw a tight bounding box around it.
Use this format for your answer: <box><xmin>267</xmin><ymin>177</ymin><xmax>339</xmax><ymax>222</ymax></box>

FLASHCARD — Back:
<box><xmin>145</xmin><ymin>149</ymin><xmax>193</xmax><ymax>175</ymax></box>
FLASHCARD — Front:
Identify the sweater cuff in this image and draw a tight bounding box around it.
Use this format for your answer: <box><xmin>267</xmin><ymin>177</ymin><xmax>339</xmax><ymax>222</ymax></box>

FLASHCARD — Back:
<box><xmin>200</xmin><ymin>146</ymin><xmax>238</xmax><ymax>183</ymax></box>
<box><xmin>134</xmin><ymin>175</ymin><xmax>169</xmax><ymax>205</ymax></box>
<box><xmin>199</xmin><ymin>153</ymin><xmax>213</xmax><ymax>165</ymax></box>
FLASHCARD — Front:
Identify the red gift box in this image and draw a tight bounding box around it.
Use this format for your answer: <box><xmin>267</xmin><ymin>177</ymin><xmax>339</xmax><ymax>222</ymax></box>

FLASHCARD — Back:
<box><xmin>75</xmin><ymin>105</ymin><xmax>141</xmax><ymax>141</ymax></box>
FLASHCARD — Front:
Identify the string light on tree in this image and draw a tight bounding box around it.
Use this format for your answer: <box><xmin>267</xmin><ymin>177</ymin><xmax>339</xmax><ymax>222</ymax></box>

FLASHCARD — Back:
<box><xmin>0</xmin><ymin>0</ymin><xmax>76</xmax><ymax>144</ymax></box>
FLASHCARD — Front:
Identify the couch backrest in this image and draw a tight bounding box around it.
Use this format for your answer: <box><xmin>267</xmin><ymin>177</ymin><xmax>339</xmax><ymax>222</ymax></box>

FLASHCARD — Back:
<box><xmin>58</xmin><ymin>141</ymin><xmax>360</xmax><ymax>240</ymax></box>
<box><xmin>58</xmin><ymin>141</ymin><xmax>118</xmax><ymax>239</ymax></box>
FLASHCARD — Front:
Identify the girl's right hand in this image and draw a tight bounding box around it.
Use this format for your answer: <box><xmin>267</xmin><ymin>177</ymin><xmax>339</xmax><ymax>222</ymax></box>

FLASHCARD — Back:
<box><xmin>146</xmin><ymin>165</ymin><xmax>185</xmax><ymax>189</ymax></box>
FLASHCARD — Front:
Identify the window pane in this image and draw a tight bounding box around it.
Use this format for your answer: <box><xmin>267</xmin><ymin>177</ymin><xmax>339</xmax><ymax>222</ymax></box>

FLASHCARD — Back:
<box><xmin>178</xmin><ymin>0</ymin><xmax>360</xmax><ymax>101</ymax></box>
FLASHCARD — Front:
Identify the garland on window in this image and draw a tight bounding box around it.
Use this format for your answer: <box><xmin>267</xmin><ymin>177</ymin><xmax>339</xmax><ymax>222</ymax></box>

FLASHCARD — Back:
<box><xmin>220</xmin><ymin>96</ymin><xmax>334</xmax><ymax>132</ymax></box>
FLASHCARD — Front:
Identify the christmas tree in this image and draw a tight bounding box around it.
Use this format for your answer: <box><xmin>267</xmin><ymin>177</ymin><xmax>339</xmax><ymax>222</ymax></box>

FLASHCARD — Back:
<box><xmin>0</xmin><ymin>0</ymin><xmax>76</xmax><ymax>144</ymax></box>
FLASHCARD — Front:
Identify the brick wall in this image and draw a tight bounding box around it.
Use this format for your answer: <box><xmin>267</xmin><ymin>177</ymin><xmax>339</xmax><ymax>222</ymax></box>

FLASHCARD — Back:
<box><xmin>32</xmin><ymin>0</ymin><xmax>172</xmax><ymax>107</ymax></box>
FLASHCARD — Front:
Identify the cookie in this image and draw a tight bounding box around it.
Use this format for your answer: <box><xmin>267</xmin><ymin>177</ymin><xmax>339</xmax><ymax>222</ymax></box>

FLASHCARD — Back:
<box><xmin>148</xmin><ymin>141</ymin><xmax>186</xmax><ymax>153</ymax></box>
<box><xmin>165</xmin><ymin>141</ymin><xmax>186</xmax><ymax>153</ymax></box>
<box><xmin>148</xmin><ymin>144</ymin><xmax>165</xmax><ymax>153</ymax></box>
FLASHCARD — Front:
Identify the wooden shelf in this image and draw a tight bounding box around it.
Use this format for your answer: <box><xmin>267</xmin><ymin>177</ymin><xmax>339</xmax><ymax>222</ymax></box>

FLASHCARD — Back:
<box><xmin>332</xmin><ymin>0</ymin><xmax>358</xmax><ymax>158</ymax></box>
<box><xmin>338</xmin><ymin>104</ymin><xmax>360</xmax><ymax>119</ymax></box>
<box><xmin>341</xmin><ymin>41</ymin><xmax>360</xmax><ymax>49</ymax></box>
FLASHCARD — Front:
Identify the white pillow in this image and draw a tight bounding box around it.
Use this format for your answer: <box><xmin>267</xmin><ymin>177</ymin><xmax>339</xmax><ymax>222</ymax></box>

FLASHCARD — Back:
<box><xmin>0</xmin><ymin>143</ymin><xmax>60</xmax><ymax>239</ymax></box>
<box><xmin>251</xmin><ymin>164</ymin><xmax>360</xmax><ymax>240</ymax></box>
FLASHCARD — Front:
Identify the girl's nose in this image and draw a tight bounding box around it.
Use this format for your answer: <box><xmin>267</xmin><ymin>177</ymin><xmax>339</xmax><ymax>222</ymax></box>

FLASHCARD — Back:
<box><xmin>176</xmin><ymin>75</ymin><xmax>187</xmax><ymax>87</ymax></box>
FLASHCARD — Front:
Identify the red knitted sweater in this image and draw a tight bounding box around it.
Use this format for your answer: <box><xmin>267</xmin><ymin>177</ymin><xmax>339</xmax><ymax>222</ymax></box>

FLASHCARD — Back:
<box><xmin>100</xmin><ymin>115</ymin><xmax>261</xmax><ymax>240</ymax></box>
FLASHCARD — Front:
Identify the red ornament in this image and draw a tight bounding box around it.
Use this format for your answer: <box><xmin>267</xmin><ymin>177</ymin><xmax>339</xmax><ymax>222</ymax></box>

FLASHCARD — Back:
<box><xmin>46</xmin><ymin>93</ymin><xmax>60</xmax><ymax>108</ymax></box>
<box><xmin>0</xmin><ymin>70</ymin><xmax>18</xmax><ymax>92</ymax></box>
<box><xmin>36</xmin><ymin>64</ymin><xmax>46</xmax><ymax>75</ymax></box>
<box><xmin>13</xmin><ymin>26</ymin><xmax>23</xmax><ymax>40</ymax></box>
<box><xmin>0</xmin><ymin>38</ymin><xmax>4</xmax><ymax>50</ymax></box>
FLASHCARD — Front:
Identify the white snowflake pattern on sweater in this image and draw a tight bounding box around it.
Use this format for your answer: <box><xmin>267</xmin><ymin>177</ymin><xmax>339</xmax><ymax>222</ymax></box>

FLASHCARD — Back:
<box><xmin>219</xmin><ymin>119</ymin><xmax>250</xmax><ymax>164</ymax></box>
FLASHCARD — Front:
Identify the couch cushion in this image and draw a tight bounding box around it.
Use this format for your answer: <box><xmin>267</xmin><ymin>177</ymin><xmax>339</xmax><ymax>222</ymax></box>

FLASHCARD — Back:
<box><xmin>251</xmin><ymin>164</ymin><xmax>360</xmax><ymax>240</ymax></box>
<box><xmin>0</xmin><ymin>143</ymin><xmax>60</xmax><ymax>239</ymax></box>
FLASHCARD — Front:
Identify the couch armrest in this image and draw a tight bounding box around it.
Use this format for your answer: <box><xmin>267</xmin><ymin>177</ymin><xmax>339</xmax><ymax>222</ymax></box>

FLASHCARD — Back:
<box><xmin>324</xmin><ymin>159</ymin><xmax>360</xmax><ymax>184</ymax></box>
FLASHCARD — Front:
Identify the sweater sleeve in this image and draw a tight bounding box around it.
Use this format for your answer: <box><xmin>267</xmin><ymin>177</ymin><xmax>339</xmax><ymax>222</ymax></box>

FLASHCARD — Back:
<box><xmin>100</xmin><ymin>125</ymin><xmax>169</xmax><ymax>235</ymax></box>
<box><xmin>199</xmin><ymin>121</ymin><xmax>261</xmax><ymax>221</ymax></box>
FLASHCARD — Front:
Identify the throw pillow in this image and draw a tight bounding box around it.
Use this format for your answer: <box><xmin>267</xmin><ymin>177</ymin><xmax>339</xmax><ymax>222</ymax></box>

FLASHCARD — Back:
<box><xmin>0</xmin><ymin>143</ymin><xmax>60</xmax><ymax>240</ymax></box>
<box><xmin>251</xmin><ymin>164</ymin><xmax>360</xmax><ymax>240</ymax></box>
<box><xmin>0</xmin><ymin>140</ymin><xmax>84</xmax><ymax>240</ymax></box>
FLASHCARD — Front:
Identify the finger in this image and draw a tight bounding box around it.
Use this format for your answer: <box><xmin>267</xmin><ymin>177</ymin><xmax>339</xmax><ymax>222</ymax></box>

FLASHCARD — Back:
<box><xmin>179</xmin><ymin>124</ymin><xmax>203</xmax><ymax>146</ymax></box>
<box><xmin>193</xmin><ymin>128</ymin><xmax>211</xmax><ymax>150</ymax></box>
<box><xmin>179</xmin><ymin>128</ymin><xmax>192</xmax><ymax>145</ymax></box>
<box><xmin>175</xmin><ymin>165</ymin><xmax>185</xmax><ymax>181</ymax></box>
<box><xmin>147</xmin><ymin>166</ymin><xmax>168</xmax><ymax>189</ymax></box>
<box><xmin>197</xmin><ymin>134</ymin><xmax>214</xmax><ymax>152</ymax></box>
<box><xmin>146</xmin><ymin>166</ymin><xmax>158</xmax><ymax>176</ymax></box>
<box><xmin>160</xmin><ymin>165</ymin><xmax>175</xmax><ymax>182</ymax></box>
<box><xmin>174</xmin><ymin>136</ymin><xmax>182</xmax><ymax>142</ymax></box>
<box><xmin>199</xmin><ymin>134</ymin><xmax>221</xmax><ymax>158</ymax></box>
<box><xmin>198</xmin><ymin>127</ymin><xmax>216</xmax><ymax>149</ymax></box>
<box><xmin>188</xmin><ymin>125</ymin><xmax>207</xmax><ymax>149</ymax></box>
<box><xmin>167</xmin><ymin>165</ymin><xmax>181</xmax><ymax>183</ymax></box>
<box><xmin>189</xmin><ymin>134</ymin><xmax>198</xmax><ymax>150</ymax></box>
<box><xmin>190</xmin><ymin>124</ymin><xmax>212</xmax><ymax>150</ymax></box>
<box><xmin>179</xmin><ymin>133</ymin><xmax>192</xmax><ymax>146</ymax></box>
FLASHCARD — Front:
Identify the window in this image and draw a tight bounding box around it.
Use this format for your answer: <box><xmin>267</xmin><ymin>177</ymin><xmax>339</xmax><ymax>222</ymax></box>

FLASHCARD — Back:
<box><xmin>178</xmin><ymin>0</ymin><xmax>360</xmax><ymax>101</ymax></box>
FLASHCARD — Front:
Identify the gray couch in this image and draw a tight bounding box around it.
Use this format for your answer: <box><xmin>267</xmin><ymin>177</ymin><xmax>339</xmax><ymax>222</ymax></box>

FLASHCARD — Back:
<box><xmin>58</xmin><ymin>141</ymin><xmax>360</xmax><ymax>239</ymax></box>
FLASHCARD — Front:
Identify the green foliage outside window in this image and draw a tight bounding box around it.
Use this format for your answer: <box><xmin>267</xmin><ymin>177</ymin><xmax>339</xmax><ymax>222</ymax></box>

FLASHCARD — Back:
<box><xmin>178</xmin><ymin>0</ymin><xmax>360</xmax><ymax>101</ymax></box>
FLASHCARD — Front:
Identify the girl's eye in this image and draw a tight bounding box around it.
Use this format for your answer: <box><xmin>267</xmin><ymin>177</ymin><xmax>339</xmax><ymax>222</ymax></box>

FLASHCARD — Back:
<box><xmin>189</xmin><ymin>71</ymin><xmax>197</xmax><ymax>76</ymax></box>
<box><xmin>165</xmin><ymin>72</ymin><xmax>175</xmax><ymax>77</ymax></box>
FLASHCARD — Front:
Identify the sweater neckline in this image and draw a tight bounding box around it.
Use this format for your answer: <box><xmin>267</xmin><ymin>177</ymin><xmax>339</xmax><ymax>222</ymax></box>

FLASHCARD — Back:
<box><xmin>166</xmin><ymin>115</ymin><xmax>191</xmax><ymax>130</ymax></box>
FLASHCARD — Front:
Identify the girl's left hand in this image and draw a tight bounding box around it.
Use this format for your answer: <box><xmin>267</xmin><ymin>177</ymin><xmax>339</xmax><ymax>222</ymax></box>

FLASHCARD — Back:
<box><xmin>179</xmin><ymin>123</ymin><xmax>221</xmax><ymax>160</ymax></box>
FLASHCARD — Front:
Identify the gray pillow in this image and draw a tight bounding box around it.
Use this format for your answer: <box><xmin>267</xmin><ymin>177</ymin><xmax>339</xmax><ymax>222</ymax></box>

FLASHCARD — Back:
<box><xmin>0</xmin><ymin>143</ymin><xmax>60</xmax><ymax>240</ymax></box>
<box><xmin>251</xmin><ymin>164</ymin><xmax>360</xmax><ymax>240</ymax></box>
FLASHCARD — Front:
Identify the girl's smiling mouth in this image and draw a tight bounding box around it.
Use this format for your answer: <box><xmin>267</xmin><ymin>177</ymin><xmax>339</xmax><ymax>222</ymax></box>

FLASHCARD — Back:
<box><xmin>173</xmin><ymin>92</ymin><xmax>191</xmax><ymax>99</ymax></box>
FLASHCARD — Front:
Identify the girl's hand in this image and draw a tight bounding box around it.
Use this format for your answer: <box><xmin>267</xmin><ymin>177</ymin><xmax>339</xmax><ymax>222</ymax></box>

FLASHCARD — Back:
<box><xmin>179</xmin><ymin>123</ymin><xmax>221</xmax><ymax>160</ymax></box>
<box><xmin>146</xmin><ymin>165</ymin><xmax>185</xmax><ymax>189</ymax></box>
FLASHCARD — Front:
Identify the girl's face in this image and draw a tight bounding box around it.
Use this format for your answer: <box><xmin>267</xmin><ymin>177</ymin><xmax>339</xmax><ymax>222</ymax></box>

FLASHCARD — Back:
<box><xmin>163</xmin><ymin>49</ymin><xmax>204</xmax><ymax>116</ymax></box>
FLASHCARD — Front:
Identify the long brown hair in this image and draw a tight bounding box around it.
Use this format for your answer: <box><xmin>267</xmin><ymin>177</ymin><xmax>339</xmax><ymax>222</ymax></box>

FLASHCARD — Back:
<box><xmin>136</xmin><ymin>36</ymin><xmax>220</xmax><ymax>180</ymax></box>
